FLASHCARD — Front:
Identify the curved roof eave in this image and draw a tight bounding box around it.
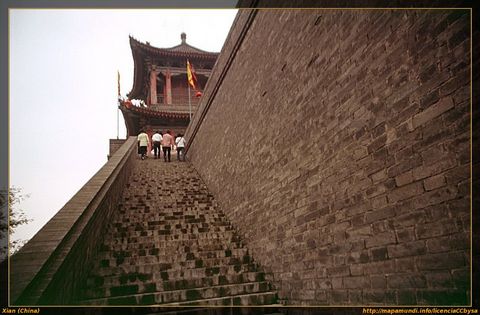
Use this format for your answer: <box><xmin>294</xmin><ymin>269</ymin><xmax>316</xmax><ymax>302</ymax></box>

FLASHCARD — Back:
<box><xmin>129</xmin><ymin>36</ymin><xmax>219</xmax><ymax>60</ymax></box>
<box><xmin>121</xmin><ymin>102</ymin><xmax>191</xmax><ymax>120</ymax></box>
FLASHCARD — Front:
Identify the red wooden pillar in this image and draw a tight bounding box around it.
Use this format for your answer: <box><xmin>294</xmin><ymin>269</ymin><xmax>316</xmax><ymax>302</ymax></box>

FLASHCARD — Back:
<box><xmin>150</xmin><ymin>69</ymin><xmax>157</xmax><ymax>105</ymax></box>
<box><xmin>166</xmin><ymin>69</ymin><xmax>172</xmax><ymax>105</ymax></box>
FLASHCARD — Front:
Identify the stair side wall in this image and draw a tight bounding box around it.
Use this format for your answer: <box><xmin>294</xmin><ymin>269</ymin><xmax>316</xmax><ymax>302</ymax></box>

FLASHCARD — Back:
<box><xmin>185</xmin><ymin>9</ymin><xmax>471</xmax><ymax>305</ymax></box>
<box><xmin>10</xmin><ymin>137</ymin><xmax>138</xmax><ymax>305</ymax></box>
<box><xmin>108</xmin><ymin>139</ymin><xmax>127</xmax><ymax>159</ymax></box>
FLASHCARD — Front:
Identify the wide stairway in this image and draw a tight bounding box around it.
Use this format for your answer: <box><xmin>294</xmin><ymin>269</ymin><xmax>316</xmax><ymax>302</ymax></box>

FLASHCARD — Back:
<box><xmin>78</xmin><ymin>156</ymin><xmax>278</xmax><ymax>306</ymax></box>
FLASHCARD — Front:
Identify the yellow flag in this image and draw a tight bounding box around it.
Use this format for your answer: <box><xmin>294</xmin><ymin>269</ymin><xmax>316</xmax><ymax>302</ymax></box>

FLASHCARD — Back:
<box><xmin>186</xmin><ymin>60</ymin><xmax>197</xmax><ymax>90</ymax></box>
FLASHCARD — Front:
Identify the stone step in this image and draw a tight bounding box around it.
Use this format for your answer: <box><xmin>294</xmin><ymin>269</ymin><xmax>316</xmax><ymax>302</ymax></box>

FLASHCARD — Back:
<box><xmin>121</xmin><ymin>190</ymin><xmax>211</xmax><ymax>195</ymax></box>
<box><xmin>102</xmin><ymin>231</ymin><xmax>238</xmax><ymax>245</ymax></box>
<box><xmin>112</xmin><ymin>209</ymin><xmax>219</xmax><ymax>218</ymax></box>
<box><xmin>87</xmin><ymin>262</ymin><xmax>261</xmax><ymax>289</ymax></box>
<box><xmin>93</xmin><ymin>249</ymin><xmax>252</xmax><ymax>268</ymax></box>
<box><xmin>109</xmin><ymin>225</ymin><xmax>234</xmax><ymax>236</ymax></box>
<box><xmin>112</xmin><ymin>217</ymin><xmax>231</xmax><ymax>225</ymax></box>
<box><xmin>82</xmin><ymin>282</ymin><xmax>276</xmax><ymax>305</ymax></box>
<box><xmin>101</xmin><ymin>238</ymin><xmax>243</xmax><ymax>252</ymax></box>
<box><xmin>96</xmin><ymin>246</ymin><xmax>249</xmax><ymax>262</ymax></box>
<box><xmin>157</xmin><ymin>291</ymin><xmax>279</xmax><ymax>307</ymax></box>
<box><xmin>91</xmin><ymin>255</ymin><xmax>259</xmax><ymax>277</ymax></box>
<box><xmin>98</xmin><ymin>247</ymin><xmax>249</xmax><ymax>266</ymax></box>
<box><xmin>119</xmin><ymin>194</ymin><xmax>214</xmax><ymax>200</ymax></box>
<box><xmin>111</xmin><ymin>215</ymin><xmax>229</xmax><ymax>224</ymax></box>
<box><xmin>117</xmin><ymin>200</ymin><xmax>216</xmax><ymax>207</ymax></box>
<box><xmin>122</xmin><ymin>186</ymin><xmax>213</xmax><ymax>192</ymax></box>
<box><xmin>85</xmin><ymin>274</ymin><xmax>271</xmax><ymax>300</ymax></box>
<box><xmin>110</xmin><ymin>220</ymin><xmax>234</xmax><ymax>229</ymax></box>
<box><xmin>108</xmin><ymin>219</ymin><xmax>231</xmax><ymax>228</ymax></box>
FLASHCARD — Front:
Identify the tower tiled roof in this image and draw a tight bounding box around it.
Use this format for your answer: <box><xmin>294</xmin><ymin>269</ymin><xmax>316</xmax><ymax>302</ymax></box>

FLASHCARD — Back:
<box><xmin>167</xmin><ymin>32</ymin><xmax>213</xmax><ymax>54</ymax></box>
<box><xmin>129</xmin><ymin>33</ymin><xmax>218</xmax><ymax>59</ymax></box>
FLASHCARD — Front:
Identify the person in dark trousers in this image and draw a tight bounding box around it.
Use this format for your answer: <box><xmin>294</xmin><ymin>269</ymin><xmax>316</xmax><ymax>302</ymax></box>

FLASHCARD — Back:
<box><xmin>152</xmin><ymin>130</ymin><xmax>162</xmax><ymax>159</ymax></box>
<box><xmin>161</xmin><ymin>130</ymin><xmax>174</xmax><ymax>162</ymax></box>
<box><xmin>137</xmin><ymin>129</ymin><xmax>149</xmax><ymax>160</ymax></box>
<box><xmin>175</xmin><ymin>134</ymin><xmax>186</xmax><ymax>161</ymax></box>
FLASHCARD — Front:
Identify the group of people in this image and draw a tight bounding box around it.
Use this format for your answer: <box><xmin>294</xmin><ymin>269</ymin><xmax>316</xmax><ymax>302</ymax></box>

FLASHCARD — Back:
<box><xmin>137</xmin><ymin>129</ymin><xmax>186</xmax><ymax>162</ymax></box>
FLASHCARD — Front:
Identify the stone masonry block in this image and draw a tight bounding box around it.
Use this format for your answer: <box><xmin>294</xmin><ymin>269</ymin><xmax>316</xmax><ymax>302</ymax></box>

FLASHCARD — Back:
<box><xmin>371</xmin><ymin>169</ymin><xmax>387</xmax><ymax>183</ymax></box>
<box><xmin>416</xmin><ymin>219</ymin><xmax>460</xmax><ymax>240</ymax></box>
<box><xmin>366</xmin><ymin>232</ymin><xmax>396</xmax><ymax>249</ymax></box>
<box><xmin>423</xmin><ymin>174</ymin><xmax>446</xmax><ymax>191</ymax></box>
<box><xmin>346</xmin><ymin>225</ymin><xmax>373</xmax><ymax>240</ymax></box>
<box><xmin>395</xmin><ymin>227</ymin><xmax>416</xmax><ymax>243</ymax></box>
<box><xmin>397</xmin><ymin>290</ymin><xmax>417</xmax><ymax>305</ymax></box>
<box><xmin>343</xmin><ymin>276</ymin><xmax>370</xmax><ymax>289</ymax></box>
<box><xmin>387</xmin><ymin>273</ymin><xmax>427</xmax><ymax>288</ymax></box>
<box><xmin>370</xmin><ymin>247</ymin><xmax>389</xmax><ymax>261</ymax></box>
<box><xmin>425</xmin><ymin>271</ymin><xmax>453</xmax><ymax>288</ymax></box>
<box><xmin>371</xmin><ymin>195</ymin><xmax>388</xmax><ymax>209</ymax></box>
<box><xmin>395</xmin><ymin>257</ymin><xmax>416</xmax><ymax>273</ymax></box>
<box><xmin>326</xmin><ymin>266</ymin><xmax>350</xmax><ymax>277</ymax></box>
<box><xmin>415</xmin><ymin>252</ymin><xmax>465</xmax><ymax>271</ymax></box>
<box><xmin>425</xmin><ymin>233</ymin><xmax>469</xmax><ymax>253</ymax></box>
<box><xmin>350</xmin><ymin>264</ymin><xmax>364</xmax><ymax>276</ymax></box>
<box><xmin>420</xmin><ymin>145</ymin><xmax>449</xmax><ymax>166</ymax></box>
<box><xmin>395</xmin><ymin>170</ymin><xmax>414</xmax><ymax>187</ymax></box>
<box><xmin>365</xmin><ymin>206</ymin><xmax>396</xmax><ymax>223</ymax></box>
<box><xmin>414</xmin><ymin>186</ymin><xmax>458</xmax><ymax>210</ymax></box>
<box><xmin>387</xmin><ymin>241</ymin><xmax>427</xmax><ymax>258</ymax></box>
<box><xmin>387</xmin><ymin>182</ymin><xmax>424</xmax><ymax>204</ymax></box>
<box><xmin>370</xmin><ymin>275</ymin><xmax>387</xmax><ymax>289</ymax></box>
<box><xmin>412</xmin><ymin>96</ymin><xmax>454</xmax><ymax>129</ymax></box>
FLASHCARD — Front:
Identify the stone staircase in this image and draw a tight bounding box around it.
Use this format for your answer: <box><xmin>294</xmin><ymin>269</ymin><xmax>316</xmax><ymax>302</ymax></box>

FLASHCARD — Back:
<box><xmin>78</xmin><ymin>157</ymin><xmax>278</xmax><ymax>306</ymax></box>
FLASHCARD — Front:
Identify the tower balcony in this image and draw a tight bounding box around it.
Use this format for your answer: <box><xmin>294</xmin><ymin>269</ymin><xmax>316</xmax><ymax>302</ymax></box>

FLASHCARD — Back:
<box><xmin>151</xmin><ymin>93</ymin><xmax>201</xmax><ymax>113</ymax></box>
<box><xmin>149</xmin><ymin>103</ymin><xmax>198</xmax><ymax>114</ymax></box>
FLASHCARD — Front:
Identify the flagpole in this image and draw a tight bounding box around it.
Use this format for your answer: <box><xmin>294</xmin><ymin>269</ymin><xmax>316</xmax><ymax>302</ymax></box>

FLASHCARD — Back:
<box><xmin>188</xmin><ymin>83</ymin><xmax>192</xmax><ymax>121</ymax></box>
<box><xmin>116</xmin><ymin>102</ymin><xmax>119</xmax><ymax>140</ymax></box>
<box><xmin>117</xmin><ymin>70</ymin><xmax>120</xmax><ymax>139</ymax></box>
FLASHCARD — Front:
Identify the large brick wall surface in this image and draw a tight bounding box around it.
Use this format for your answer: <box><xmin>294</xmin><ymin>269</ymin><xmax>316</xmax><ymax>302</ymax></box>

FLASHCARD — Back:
<box><xmin>185</xmin><ymin>9</ymin><xmax>471</xmax><ymax>305</ymax></box>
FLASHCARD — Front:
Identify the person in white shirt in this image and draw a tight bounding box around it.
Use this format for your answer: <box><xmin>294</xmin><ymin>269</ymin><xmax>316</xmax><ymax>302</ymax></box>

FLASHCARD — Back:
<box><xmin>152</xmin><ymin>131</ymin><xmax>163</xmax><ymax>159</ymax></box>
<box><xmin>175</xmin><ymin>134</ymin><xmax>186</xmax><ymax>161</ymax></box>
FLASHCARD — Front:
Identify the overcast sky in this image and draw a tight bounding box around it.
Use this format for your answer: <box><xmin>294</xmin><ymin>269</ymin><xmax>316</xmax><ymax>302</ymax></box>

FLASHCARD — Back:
<box><xmin>9</xmin><ymin>9</ymin><xmax>238</xmax><ymax>243</ymax></box>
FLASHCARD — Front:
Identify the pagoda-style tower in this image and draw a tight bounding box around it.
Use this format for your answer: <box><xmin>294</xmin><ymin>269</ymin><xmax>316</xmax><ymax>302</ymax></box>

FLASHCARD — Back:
<box><xmin>120</xmin><ymin>33</ymin><xmax>218</xmax><ymax>137</ymax></box>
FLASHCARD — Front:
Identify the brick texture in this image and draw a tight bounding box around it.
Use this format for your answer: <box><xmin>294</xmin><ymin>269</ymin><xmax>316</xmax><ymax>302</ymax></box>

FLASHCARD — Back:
<box><xmin>186</xmin><ymin>9</ymin><xmax>470</xmax><ymax>305</ymax></box>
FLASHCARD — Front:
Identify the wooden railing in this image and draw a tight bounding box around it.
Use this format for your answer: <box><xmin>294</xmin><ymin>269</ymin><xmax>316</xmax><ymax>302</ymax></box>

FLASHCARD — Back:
<box><xmin>149</xmin><ymin>103</ymin><xmax>199</xmax><ymax>113</ymax></box>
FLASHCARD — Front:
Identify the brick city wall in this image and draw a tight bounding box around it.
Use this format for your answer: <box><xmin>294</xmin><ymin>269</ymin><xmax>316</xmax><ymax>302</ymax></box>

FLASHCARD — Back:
<box><xmin>109</xmin><ymin>139</ymin><xmax>126</xmax><ymax>159</ymax></box>
<box><xmin>11</xmin><ymin>137</ymin><xmax>138</xmax><ymax>304</ymax></box>
<box><xmin>185</xmin><ymin>9</ymin><xmax>471</xmax><ymax>305</ymax></box>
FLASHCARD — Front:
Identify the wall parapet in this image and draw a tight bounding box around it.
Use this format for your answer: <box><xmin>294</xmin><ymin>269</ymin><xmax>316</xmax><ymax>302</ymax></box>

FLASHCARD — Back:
<box><xmin>108</xmin><ymin>138</ymin><xmax>127</xmax><ymax>159</ymax></box>
<box><xmin>10</xmin><ymin>136</ymin><xmax>138</xmax><ymax>305</ymax></box>
<box><xmin>185</xmin><ymin>9</ymin><xmax>257</xmax><ymax>150</ymax></box>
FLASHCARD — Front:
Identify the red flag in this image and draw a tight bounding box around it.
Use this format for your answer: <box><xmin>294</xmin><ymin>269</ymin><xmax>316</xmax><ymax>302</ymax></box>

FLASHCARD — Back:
<box><xmin>117</xmin><ymin>70</ymin><xmax>121</xmax><ymax>97</ymax></box>
<box><xmin>186</xmin><ymin>59</ymin><xmax>198</xmax><ymax>90</ymax></box>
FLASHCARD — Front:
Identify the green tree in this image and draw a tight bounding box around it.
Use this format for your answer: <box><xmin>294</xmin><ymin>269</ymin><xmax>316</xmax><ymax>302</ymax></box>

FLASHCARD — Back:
<box><xmin>0</xmin><ymin>187</ymin><xmax>32</xmax><ymax>260</ymax></box>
